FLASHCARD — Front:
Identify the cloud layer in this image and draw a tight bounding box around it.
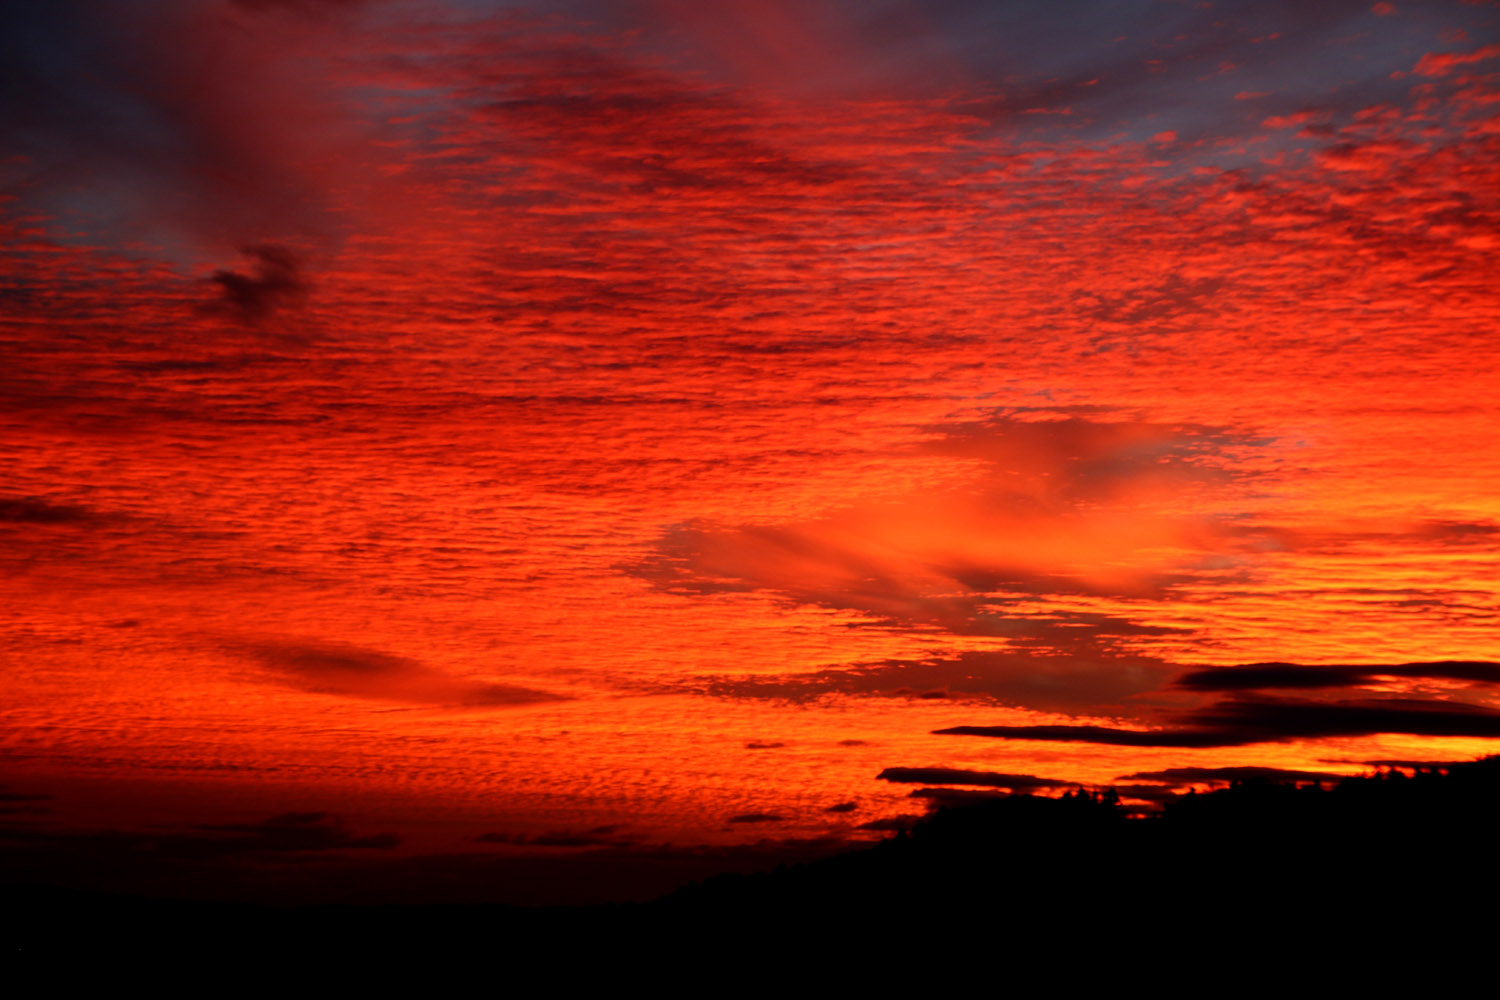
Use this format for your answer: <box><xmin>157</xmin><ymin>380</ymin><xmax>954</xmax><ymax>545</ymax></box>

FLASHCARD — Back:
<box><xmin>1</xmin><ymin>0</ymin><xmax>1497</xmax><ymax>866</ymax></box>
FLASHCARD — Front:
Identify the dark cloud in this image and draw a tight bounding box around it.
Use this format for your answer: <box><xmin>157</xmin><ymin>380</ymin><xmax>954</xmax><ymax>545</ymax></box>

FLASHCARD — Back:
<box><xmin>726</xmin><ymin>813</ymin><xmax>785</xmax><ymax>824</ymax></box>
<box><xmin>825</xmin><ymin>802</ymin><xmax>858</xmax><ymax>813</ymax></box>
<box><xmin>228</xmin><ymin>638</ymin><xmax>568</xmax><ymax>707</ymax></box>
<box><xmin>699</xmin><ymin>647</ymin><xmax>1177</xmax><ymax>714</ymax></box>
<box><xmin>0</xmin><ymin>497</ymin><xmax>100</xmax><ymax>525</ymax></box>
<box><xmin>905</xmin><ymin>787</ymin><xmax>1012</xmax><ymax>808</ymax></box>
<box><xmin>877</xmin><ymin>767</ymin><xmax>1075</xmax><ymax>791</ymax></box>
<box><xmin>938</xmin><ymin>726</ymin><xmax>1215</xmax><ymax>750</ymax></box>
<box><xmin>230</xmin><ymin>0</ymin><xmax>367</xmax><ymax>13</ymax></box>
<box><xmin>481</xmin><ymin>66</ymin><xmax>851</xmax><ymax>195</ymax></box>
<box><xmin>937</xmin><ymin>696</ymin><xmax>1500</xmax><ymax>748</ymax></box>
<box><xmin>745</xmin><ymin>741</ymin><xmax>786</xmax><ymax>749</ymax></box>
<box><xmin>1177</xmin><ymin>660</ymin><xmax>1500</xmax><ymax>691</ymax></box>
<box><xmin>927</xmin><ymin>656</ymin><xmax>1500</xmax><ymax>750</ymax></box>
<box><xmin>0</xmin><ymin>787</ymin><xmax>55</xmax><ymax>817</ymax></box>
<box><xmin>1120</xmin><ymin>766</ymin><xmax>1345</xmax><ymax>785</ymax></box>
<box><xmin>1407</xmin><ymin>520</ymin><xmax>1500</xmax><ymax>546</ymax></box>
<box><xmin>913</xmin><ymin>414</ymin><xmax>1254</xmax><ymax>500</ymax></box>
<box><xmin>207</xmin><ymin>244</ymin><xmax>308</xmax><ymax>323</ymax></box>
<box><xmin>113</xmin><ymin>357</ymin><xmax>263</xmax><ymax>376</ymax></box>
<box><xmin>1083</xmin><ymin>274</ymin><xmax>1228</xmax><ymax>326</ymax></box>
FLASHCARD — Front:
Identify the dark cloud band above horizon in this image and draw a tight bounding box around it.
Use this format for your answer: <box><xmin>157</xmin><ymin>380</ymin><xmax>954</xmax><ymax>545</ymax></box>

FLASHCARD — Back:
<box><xmin>937</xmin><ymin>690</ymin><xmax>1500</xmax><ymax>748</ymax></box>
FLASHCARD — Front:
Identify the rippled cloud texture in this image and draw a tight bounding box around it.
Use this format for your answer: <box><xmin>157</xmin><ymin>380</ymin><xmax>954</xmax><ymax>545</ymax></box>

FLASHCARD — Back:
<box><xmin>1</xmin><ymin>0</ymin><xmax>1497</xmax><ymax>900</ymax></box>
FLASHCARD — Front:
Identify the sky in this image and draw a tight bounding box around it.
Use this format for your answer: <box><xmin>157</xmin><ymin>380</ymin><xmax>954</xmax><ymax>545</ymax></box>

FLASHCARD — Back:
<box><xmin>2</xmin><ymin>0</ymin><xmax>1498</xmax><ymax>904</ymax></box>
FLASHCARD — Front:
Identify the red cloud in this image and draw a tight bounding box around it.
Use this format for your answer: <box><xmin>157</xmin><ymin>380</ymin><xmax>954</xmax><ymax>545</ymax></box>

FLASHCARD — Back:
<box><xmin>1414</xmin><ymin>43</ymin><xmax>1500</xmax><ymax>77</ymax></box>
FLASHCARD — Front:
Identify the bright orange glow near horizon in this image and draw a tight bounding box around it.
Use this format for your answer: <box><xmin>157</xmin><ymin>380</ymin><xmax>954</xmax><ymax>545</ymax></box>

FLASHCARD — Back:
<box><xmin>1</xmin><ymin>0</ymin><xmax>1497</xmax><ymax>903</ymax></box>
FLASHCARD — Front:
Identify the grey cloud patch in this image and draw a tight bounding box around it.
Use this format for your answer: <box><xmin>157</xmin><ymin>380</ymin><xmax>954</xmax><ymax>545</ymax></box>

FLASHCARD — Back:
<box><xmin>1082</xmin><ymin>273</ymin><xmax>1228</xmax><ymax>326</ymax></box>
<box><xmin>207</xmin><ymin>244</ymin><xmax>309</xmax><ymax>324</ymax></box>
<box><xmin>1408</xmin><ymin>520</ymin><xmax>1500</xmax><ymax>546</ymax></box>
<box><xmin>0</xmin><ymin>1</ymin><xmax>368</xmax><ymax>255</ymax></box>
<box><xmin>698</xmin><ymin>647</ymin><xmax>1176</xmax><ymax>714</ymax></box>
<box><xmin>228</xmin><ymin>638</ymin><xmax>569</xmax><ymax>708</ymax></box>
<box><xmin>912</xmin><ymin>412</ymin><xmax>1259</xmax><ymax>498</ymax></box>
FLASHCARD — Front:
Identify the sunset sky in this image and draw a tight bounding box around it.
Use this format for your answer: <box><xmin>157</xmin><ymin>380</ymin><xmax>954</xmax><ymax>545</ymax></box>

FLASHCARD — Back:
<box><xmin>2</xmin><ymin>0</ymin><xmax>1498</xmax><ymax>904</ymax></box>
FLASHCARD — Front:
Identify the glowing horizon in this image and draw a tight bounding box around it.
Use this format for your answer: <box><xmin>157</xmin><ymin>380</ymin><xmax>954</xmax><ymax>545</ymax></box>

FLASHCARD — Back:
<box><xmin>2</xmin><ymin>0</ymin><xmax>1497</xmax><ymax>900</ymax></box>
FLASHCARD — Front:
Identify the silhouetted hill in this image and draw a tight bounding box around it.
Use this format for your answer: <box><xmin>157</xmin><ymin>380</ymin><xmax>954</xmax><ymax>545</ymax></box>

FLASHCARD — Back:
<box><xmin>9</xmin><ymin>759</ymin><xmax>1499</xmax><ymax>967</ymax></box>
<box><xmin>656</xmin><ymin>757</ymin><xmax>1500</xmax><ymax>944</ymax></box>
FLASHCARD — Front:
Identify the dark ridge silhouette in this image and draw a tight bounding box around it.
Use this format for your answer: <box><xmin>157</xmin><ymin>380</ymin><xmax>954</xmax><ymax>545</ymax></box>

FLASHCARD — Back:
<box><xmin>656</xmin><ymin>756</ymin><xmax>1500</xmax><ymax>939</ymax></box>
<box><xmin>8</xmin><ymin>758</ymin><xmax>1500</xmax><ymax>964</ymax></box>
<box><xmin>1356</xmin><ymin>758</ymin><xmax>1469</xmax><ymax>769</ymax></box>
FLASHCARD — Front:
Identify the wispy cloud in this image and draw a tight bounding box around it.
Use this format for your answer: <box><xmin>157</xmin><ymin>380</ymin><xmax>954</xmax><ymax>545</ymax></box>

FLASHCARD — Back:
<box><xmin>227</xmin><ymin>638</ymin><xmax>569</xmax><ymax>707</ymax></box>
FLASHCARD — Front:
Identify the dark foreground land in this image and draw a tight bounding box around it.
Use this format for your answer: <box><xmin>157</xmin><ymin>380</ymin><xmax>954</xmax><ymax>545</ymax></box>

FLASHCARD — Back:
<box><xmin>8</xmin><ymin>758</ymin><xmax>1499</xmax><ymax>965</ymax></box>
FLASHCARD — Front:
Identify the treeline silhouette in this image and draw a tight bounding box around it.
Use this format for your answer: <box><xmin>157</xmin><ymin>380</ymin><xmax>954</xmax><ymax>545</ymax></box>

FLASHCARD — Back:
<box><xmin>658</xmin><ymin>757</ymin><xmax>1500</xmax><ymax>940</ymax></box>
<box><xmin>10</xmin><ymin>758</ymin><xmax>1499</xmax><ymax>964</ymax></box>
